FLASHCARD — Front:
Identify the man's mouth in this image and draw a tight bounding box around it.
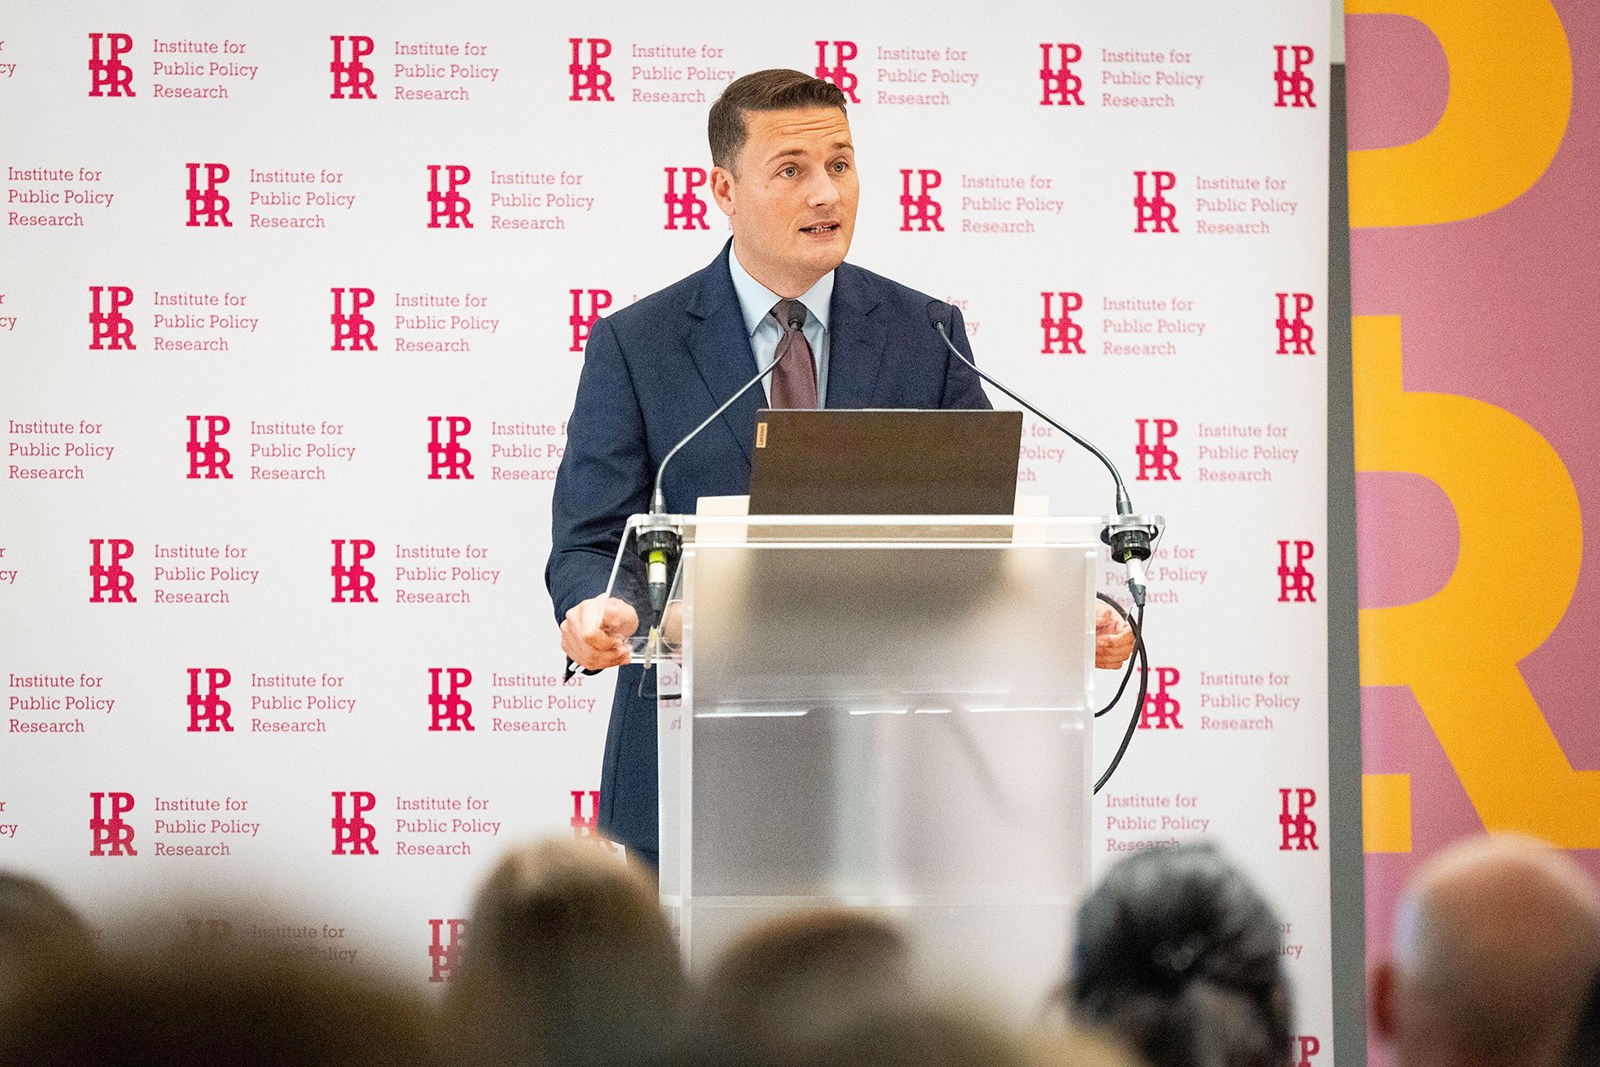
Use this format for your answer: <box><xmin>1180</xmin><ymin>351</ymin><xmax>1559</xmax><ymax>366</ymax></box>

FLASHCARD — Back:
<box><xmin>800</xmin><ymin>222</ymin><xmax>840</xmax><ymax>235</ymax></box>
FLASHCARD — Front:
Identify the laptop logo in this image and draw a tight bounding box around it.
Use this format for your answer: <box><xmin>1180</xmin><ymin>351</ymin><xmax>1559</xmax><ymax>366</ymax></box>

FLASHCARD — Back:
<box><xmin>755</xmin><ymin>422</ymin><xmax>767</xmax><ymax>448</ymax></box>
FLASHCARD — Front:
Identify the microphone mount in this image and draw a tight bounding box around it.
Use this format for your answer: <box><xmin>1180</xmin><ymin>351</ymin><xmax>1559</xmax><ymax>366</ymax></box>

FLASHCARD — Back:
<box><xmin>638</xmin><ymin>342</ymin><xmax>794</xmax><ymax>621</ymax></box>
<box><xmin>924</xmin><ymin>300</ymin><xmax>1163</xmax><ymax>606</ymax></box>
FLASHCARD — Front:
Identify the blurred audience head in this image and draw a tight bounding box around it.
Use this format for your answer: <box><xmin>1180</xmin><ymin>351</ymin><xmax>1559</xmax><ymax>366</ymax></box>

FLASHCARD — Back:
<box><xmin>1068</xmin><ymin>841</ymin><xmax>1293</xmax><ymax>1067</ymax></box>
<box><xmin>1371</xmin><ymin>835</ymin><xmax>1600</xmax><ymax>1067</ymax></box>
<box><xmin>0</xmin><ymin>932</ymin><xmax>433</xmax><ymax>1067</ymax></box>
<box><xmin>777</xmin><ymin>1001</ymin><xmax>1143</xmax><ymax>1067</ymax></box>
<box><xmin>1567</xmin><ymin>967</ymin><xmax>1600</xmax><ymax>1067</ymax></box>
<box><xmin>693</xmin><ymin>907</ymin><xmax>916</xmax><ymax>1067</ymax></box>
<box><xmin>0</xmin><ymin>872</ymin><xmax>93</xmax><ymax>1006</ymax></box>
<box><xmin>447</xmin><ymin>837</ymin><xmax>687</xmax><ymax>1067</ymax></box>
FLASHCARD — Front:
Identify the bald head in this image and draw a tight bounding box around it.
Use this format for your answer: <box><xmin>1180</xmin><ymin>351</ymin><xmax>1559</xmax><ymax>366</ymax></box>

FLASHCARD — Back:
<box><xmin>1373</xmin><ymin>836</ymin><xmax>1600</xmax><ymax>1067</ymax></box>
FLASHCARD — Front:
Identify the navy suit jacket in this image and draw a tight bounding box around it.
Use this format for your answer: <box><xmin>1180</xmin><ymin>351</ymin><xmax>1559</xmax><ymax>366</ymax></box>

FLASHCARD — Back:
<box><xmin>546</xmin><ymin>240</ymin><xmax>990</xmax><ymax>855</ymax></box>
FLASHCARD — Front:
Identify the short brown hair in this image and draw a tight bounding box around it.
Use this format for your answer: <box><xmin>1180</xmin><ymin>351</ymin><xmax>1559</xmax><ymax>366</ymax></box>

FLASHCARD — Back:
<box><xmin>446</xmin><ymin>839</ymin><xmax>687</xmax><ymax>1067</ymax></box>
<box><xmin>0</xmin><ymin>938</ymin><xmax>437</xmax><ymax>1067</ymax></box>
<box><xmin>708</xmin><ymin>69</ymin><xmax>848</xmax><ymax>173</ymax></box>
<box><xmin>693</xmin><ymin>908</ymin><xmax>914</xmax><ymax>1067</ymax></box>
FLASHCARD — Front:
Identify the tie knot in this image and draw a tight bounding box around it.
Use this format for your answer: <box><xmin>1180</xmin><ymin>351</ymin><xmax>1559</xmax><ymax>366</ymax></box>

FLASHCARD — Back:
<box><xmin>770</xmin><ymin>299</ymin><xmax>807</xmax><ymax>333</ymax></box>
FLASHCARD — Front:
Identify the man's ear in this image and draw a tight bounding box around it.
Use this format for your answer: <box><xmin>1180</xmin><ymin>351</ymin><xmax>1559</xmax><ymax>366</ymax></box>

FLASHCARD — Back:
<box><xmin>710</xmin><ymin>165</ymin><xmax>736</xmax><ymax>217</ymax></box>
<box><xmin>1370</xmin><ymin>960</ymin><xmax>1399</xmax><ymax>1043</ymax></box>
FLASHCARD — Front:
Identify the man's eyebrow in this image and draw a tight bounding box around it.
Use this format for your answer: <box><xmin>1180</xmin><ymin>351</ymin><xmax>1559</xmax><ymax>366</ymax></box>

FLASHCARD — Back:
<box><xmin>765</xmin><ymin>142</ymin><xmax>854</xmax><ymax>163</ymax></box>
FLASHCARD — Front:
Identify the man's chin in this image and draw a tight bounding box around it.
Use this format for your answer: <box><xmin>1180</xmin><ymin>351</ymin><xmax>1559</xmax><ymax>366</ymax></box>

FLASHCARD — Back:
<box><xmin>794</xmin><ymin>238</ymin><xmax>850</xmax><ymax>276</ymax></box>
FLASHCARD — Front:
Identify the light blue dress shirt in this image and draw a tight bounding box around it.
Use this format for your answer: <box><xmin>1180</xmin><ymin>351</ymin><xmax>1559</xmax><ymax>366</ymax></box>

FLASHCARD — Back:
<box><xmin>727</xmin><ymin>246</ymin><xmax>833</xmax><ymax>407</ymax></box>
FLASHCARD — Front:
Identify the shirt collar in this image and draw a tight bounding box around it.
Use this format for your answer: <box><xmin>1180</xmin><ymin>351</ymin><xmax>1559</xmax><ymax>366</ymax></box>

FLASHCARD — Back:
<box><xmin>728</xmin><ymin>244</ymin><xmax>834</xmax><ymax>337</ymax></box>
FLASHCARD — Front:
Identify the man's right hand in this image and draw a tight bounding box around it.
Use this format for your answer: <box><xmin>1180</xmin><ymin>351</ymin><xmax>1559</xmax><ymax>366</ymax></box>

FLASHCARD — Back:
<box><xmin>560</xmin><ymin>594</ymin><xmax>639</xmax><ymax>671</ymax></box>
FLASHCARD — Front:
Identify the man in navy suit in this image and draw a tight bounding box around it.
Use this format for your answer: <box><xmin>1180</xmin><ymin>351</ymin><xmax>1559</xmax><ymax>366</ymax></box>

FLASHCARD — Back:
<box><xmin>547</xmin><ymin>70</ymin><xmax>1133</xmax><ymax>867</ymax></box>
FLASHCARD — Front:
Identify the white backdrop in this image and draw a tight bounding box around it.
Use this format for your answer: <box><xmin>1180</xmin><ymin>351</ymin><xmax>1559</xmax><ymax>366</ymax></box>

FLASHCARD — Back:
<box><xmin>0</xmin><ymin>0</ymin><xmax>1329</xmax><ymax>1053</ymax></box>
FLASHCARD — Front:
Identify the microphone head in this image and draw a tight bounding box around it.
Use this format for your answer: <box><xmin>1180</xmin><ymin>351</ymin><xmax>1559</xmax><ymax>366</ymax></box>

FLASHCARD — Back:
<box><xmin>786</xmin><ymin>311</ymin><xmax>805</xmax><ymax>332</ymax></box>
<box><xmin>925</xmin><ymin>299</ymin><xmax>948</xmax><ymax>330</ymax></box>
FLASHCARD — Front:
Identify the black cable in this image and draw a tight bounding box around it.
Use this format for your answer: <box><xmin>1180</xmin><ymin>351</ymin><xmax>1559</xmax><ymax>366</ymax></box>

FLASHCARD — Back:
<box><xmin>1096</xmin><ymin>619</ymin><xmax>1141</xmax><ymax>718</ymax></box>
<box><xmin>1093</xmin><ymin>593</ymin><xmax>1147</xmax><ymax>795</ymax></box>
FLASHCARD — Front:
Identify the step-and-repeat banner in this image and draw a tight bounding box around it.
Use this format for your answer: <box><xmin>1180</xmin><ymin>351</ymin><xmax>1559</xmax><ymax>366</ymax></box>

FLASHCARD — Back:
<box><xmin>1</xmin><ymin>0</ymin><xmax>1330</xmax><ymax>1045</ymax></box>
<box><xmin>1348</xmin><ymin>2</ymin><xmax>1598</xmax><ymax>1063</ymax></box>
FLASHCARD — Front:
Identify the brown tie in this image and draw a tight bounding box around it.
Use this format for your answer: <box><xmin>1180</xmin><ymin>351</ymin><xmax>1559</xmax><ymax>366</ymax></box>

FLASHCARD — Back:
<box><xmin>767</xmin><ymin>298</ymin><xmax>818</xmax><ymax>409</ymax></box>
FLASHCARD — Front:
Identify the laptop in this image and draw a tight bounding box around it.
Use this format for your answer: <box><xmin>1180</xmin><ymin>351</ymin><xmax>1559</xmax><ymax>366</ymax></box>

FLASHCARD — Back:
<box><xmin>747</xmin><ymin>409</ymin><xmax>1023</xmax><ymax>516</ymax></box>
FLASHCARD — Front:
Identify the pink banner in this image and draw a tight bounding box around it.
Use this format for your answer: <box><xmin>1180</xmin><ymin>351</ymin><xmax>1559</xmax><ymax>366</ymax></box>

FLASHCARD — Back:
<box><xmin>1349</xmin><ymin>1</ymin><xmax>1600</xmax><ymax>1062</ymax></box>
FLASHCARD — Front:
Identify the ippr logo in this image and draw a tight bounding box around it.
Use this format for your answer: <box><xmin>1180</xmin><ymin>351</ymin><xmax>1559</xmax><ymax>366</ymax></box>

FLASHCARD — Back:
<box><xmin>663</xmin><ymin>167</ymin><xmax>710</xmax><ymax>231</ymax></box>
<box><xmin>1278</xmin><ymin>787</ymin><xmax>1318</xmax><ymax>850</ymax></box>
<box><xmin>898</xmin><ymin>169</ymin><xmax>943</xmax><ymax>232</ymax></box>
<box><xmin>186</xmin><ymin>667</ymin><xmax>234</xmax><ymax>733</ymax></box>
<box><xmin>88</xmin><ymin>33</ymin><xmax>135</xmax><ymax>97</ymax></box>
<box><xmin>90</xmin><ymin>538</ymin><xmax>136</xmax><ymax>603</ymax></box>
<box><xmin>814</xmin><ymin>41</ymin><xmax>859</xmax><ymax>103</ymax></box>
<box><xmin>1273</xmin><ymin>46</ymin><xmax>1316</xmax><ymax>108</ymax></box>
<box><xmin>331</xmin><ymin>791</ymin><xmax>377</xmax><ymax>855</ymax></box>
<box><xmin>185</xmin><ymin>164</ymin><xmax>232</xmax><ymax>228</ymax></box>
<box><xmin>331</xmin><ymin>287</ymin><xmax>377</xmax><ymax>352</ymax></box>
<box><xmin>1275</xmin><ymin>293</ymin><xmax>1315</xmax><ymax>355</ymax></box>
<box><xmin>1277</xmin><ymin>540</ymin><xmax>1316</xmax><ymax>603</ymax></box>
<box><xmin>1138</xmin><ymin>667</ymin><xmax>1182</xmax><ymax>729</ymax></box>
<box><xmin>187</xmin><ymin>415</ymin><xmax>232</xmax><ymax>480</ymax></box>
<box><xmin>330</xmin><ymin>539</ymin><xmax>377</xmax><ymax>604</ymax></box>
<box><xmin>427</xmin><ymin>416</ymin><xmax>473</xmax><ymax>480</ymax></box>
<box><xmin>1135</xmin><ymin>419</ymin><xmax>1180</xmax><ymax>481</ymax></box>
<box><xmin>329</xmin><ymin>35</ymin><xmax>376</xmax><ymax>99</ymax></box>
<box><xmin>570</xmin><ymin>790</ymin><xmax>616</xmax><ymax>851</ymax></box>
<box><xmin>1039</xmin><ymin>43</ymin><xmax>1083</xmax><ymax>105</ymax></box>
<box><xmin>428</xmin><ymin>918</ymin><xmax>467</xmax><ymax>982</ymax></box>
<box><xmin>427</xmin><ymin>165</ymin><xmax>473</xmax><ymax>229</ymax></box>
<box><xmin>1040</xmin><ymin>292</ymin><xmax>1084</xmax><ymax>354</ymax></box>
<box><xmin>1133</xmin><ymin>171</ymin><xmax>1177</xmax><ymax>233</ymax></box>
<box><xmin>89</xmin><ymin>286</ymin><xmax>136</xmax><ymax>350</ymax></box>
<box><xmin>569</xmin><ymin>288</ymin><xmax>612</xmax><ymax>352</ymax></box>
<box><xmin>427</xmin><ymin>668</ymin><xmax>474</xmax><ymax>732</ymax></box>
<box><xmin>1295</xmin><ymin>1036</ymin><xmax>1321</xmax><ymax>1067</ymax></box>
<box><xmin>89</xmin><ymin>792</ymin><xmax>137</xmax><ymax>856</ymax></box>
<box><xmin>568</xmin><ymin>38</ymin><xmax>613</xmax><ymax>101</ymax></box>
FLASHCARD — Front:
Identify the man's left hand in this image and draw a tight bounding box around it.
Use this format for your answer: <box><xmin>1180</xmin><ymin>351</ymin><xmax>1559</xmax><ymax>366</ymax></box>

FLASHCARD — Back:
<box><xmin>1095</xmin><ymin>602</ymin><xmax>1136</xmax><ymax>670</ymax></box>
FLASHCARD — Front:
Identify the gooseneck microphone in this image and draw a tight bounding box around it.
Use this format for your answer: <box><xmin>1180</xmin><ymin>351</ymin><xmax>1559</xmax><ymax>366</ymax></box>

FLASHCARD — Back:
<box><xmin>925</xmin><ymin>300</ymin><xmax>1158</xmax><ymax>606</ymax></box>
<box><xmin>638</xmin><ymin>310</ymin><xmax>801</xmax><ymax>617</ymax></box>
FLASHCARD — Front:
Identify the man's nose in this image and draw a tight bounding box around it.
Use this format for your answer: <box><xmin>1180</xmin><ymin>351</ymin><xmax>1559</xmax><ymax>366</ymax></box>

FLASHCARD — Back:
<box><xmin>807</xmin><ymin>169</ymin><xmax>841</xmax><ymax>206</ymax></box>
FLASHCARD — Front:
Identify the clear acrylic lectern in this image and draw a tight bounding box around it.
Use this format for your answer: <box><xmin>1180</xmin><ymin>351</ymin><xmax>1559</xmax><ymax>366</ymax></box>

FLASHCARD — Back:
<box><xmin>604</xmin><ymin>510</ymin><xmax>1101</xmax><ymax>1011</ymax></box>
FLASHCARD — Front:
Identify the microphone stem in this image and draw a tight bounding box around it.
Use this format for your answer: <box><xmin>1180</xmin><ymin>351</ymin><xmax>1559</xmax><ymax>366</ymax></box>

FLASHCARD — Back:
<box><xmin>933</xmin><ymin>321</ymin><xmax>1133</xmax><ymax>515</ymax></box>
<box><xmin>651</xmin><ymin>347</ymin><xmax>788</xmax><ymax>515</ymax></box>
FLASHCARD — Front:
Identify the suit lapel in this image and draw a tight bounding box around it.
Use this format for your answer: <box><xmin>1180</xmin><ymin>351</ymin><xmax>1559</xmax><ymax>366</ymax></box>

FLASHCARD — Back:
<box><xmin>823</xmin><ymin>263</ymin><xmax>886</xmax><ymax>409</ymax></box>
<box><xmin>685</xmin><ymin>244</ymin><xmax>762</xmax><ymax>467</ymax></box>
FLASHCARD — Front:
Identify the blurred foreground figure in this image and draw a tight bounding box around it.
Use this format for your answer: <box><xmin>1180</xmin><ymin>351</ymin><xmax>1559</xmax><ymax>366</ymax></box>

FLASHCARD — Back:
<box><xmin>697</xmin><ymin>904</ymin><xmax>1141</xmax><ymax>1067</ymax></box>
<box><xmin>693</xmin><ymin>908</ymin><xmax>916</xmax><ymax>1067</ymax></box>
<box><xmin>1371</xmin><ymin>835</ymin><xmax>1600</xmax><ymax>1067</ymax></box>
<box><xmin>0</xmin><ymin>933</ymin><xmax>434</xmax><ymax>1067</ymax></box>
<box><xmin>790</xmin><ymin>1003</ymin><xmax>1146</xmax><ymax>1067</ymax></box>
<box><xmin>1068</xmin><ymin>841</ymin><xmax>1293</xmax><ymax>1067</ymax></box>
<box><xmin>1567</xmin><ymin>969</ymin><xmax>1600</xmax><ymax>1067</ymax></box>
<box><xmin>447</xmin><ymin>838</ymin><xmax>687</xmax><ymax>1067</ymax></box>
<box><xmin>0</xmin><ymin>872</ymin><xmax>93</xmax><ymax>1007</ymax></box>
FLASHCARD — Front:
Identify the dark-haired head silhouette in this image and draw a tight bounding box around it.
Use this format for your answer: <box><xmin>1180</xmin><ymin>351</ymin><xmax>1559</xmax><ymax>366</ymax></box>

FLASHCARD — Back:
<box><xmin>1068</xmin><ymin>842</ymin><xmax>1293</xmax><ymax>1067</ymax></box>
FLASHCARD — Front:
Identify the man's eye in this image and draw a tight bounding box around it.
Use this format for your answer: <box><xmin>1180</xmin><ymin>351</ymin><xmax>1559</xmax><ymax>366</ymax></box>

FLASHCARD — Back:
<box><xmin>832</xmin><ymin>161</ymin><xmax>848</xmax><ymax>173</ymax></box>
<box><xmin>781</xmin><ymin>166</ymin><xmax>797</xmax><ymax>178</ymax></box>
